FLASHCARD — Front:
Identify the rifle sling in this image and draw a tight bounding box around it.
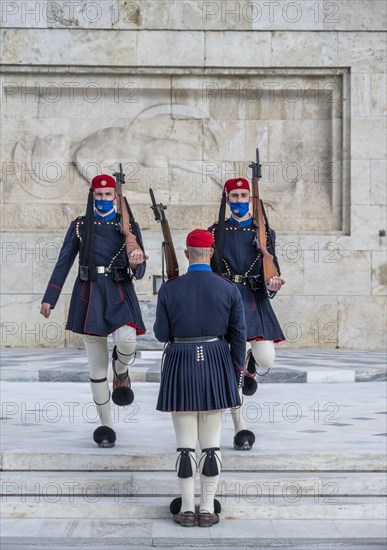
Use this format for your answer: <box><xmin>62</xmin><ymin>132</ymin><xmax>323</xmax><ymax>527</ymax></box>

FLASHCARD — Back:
<box><xmin>260</xmin><ymin>202</ymin><xmax>281</xmax><ymax>275</ymax></box>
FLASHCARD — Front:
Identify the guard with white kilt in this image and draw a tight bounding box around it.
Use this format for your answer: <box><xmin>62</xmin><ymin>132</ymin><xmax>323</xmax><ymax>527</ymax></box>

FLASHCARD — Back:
<box><xmin>209</xmin><ymin>178</ymin><xmax>285</xmax><ymax>451</ymax></box>
<box><xmin>154</xmin><ymin>229</ymin><xmax>246</xmax><ymax>527</ymax></box>
<box><xmin>40</xmin><ymin>174</ymin><xmax>146</xmax><ymax>448</ymax></box>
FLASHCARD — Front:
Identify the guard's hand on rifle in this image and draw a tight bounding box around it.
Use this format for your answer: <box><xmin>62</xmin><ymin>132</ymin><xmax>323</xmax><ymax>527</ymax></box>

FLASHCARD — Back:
<box><xmin>265</xmin><ymin>276</ymin><xmax>285</xmax><ymax>292</ymax></box>
<box><xmin>129</xmin><ymin>248</ymin><xmax>145</xmax><ymax>269</ymax></box>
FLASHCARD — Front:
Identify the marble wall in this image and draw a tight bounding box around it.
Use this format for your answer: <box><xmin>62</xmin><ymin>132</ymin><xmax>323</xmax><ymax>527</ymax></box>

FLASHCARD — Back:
<box><xmin>1</xmin><ymin>0</ymin><xmax>386</xmax><ymax>349</ymax></box>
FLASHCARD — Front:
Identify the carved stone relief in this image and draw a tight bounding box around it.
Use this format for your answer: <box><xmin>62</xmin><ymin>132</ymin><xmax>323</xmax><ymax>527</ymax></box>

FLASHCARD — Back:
<box><xmin>3</xmin><ymin>71</ymin><xmax>345</xmax><ymax>233</ymax></box>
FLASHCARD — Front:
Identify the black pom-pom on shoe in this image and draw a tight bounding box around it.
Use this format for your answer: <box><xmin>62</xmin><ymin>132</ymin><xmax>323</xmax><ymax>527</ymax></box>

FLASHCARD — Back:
<box><xmin>112</xmin><ymin>345</ymin><xmax>134</xmax><ymax>407</ymax></box>
<box><xmin>233</xmin><ymin>429</ymin><xmax>255</xmax><ymax>451</ymax></box>
<box><xmin>170</xmin><ymin>497</ymin><xmax>182</xmax><ymax>515</ymax></box>
<box><xmin>214</xmin><ymin>499</ymin><xmax>222</xmax><ymax>514</ymax></box>
<box><xmin>93</xmin><ymin>426</ymin><xmax>116</xmax><ymax>448</ymax></box>
<box><xmin>242</xmin><ymin>376</ymin><xmax>258</xmax><ymax>396</ymax></box>
<box><xmin>112</xmin><ymin>386</ymin><xmax>134</xmax><ymax>406</ymax></box>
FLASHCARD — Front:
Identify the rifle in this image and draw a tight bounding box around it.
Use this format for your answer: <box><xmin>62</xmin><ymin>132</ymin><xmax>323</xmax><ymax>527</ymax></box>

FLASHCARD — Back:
<box><xmin>113</xmin><ymin>163</ymin><xmax>148</xmax><ymax>259</ymax></box>
<box><xmin>149</xmin><ymin>188</ymin><xmax>179</xmax><ymax>281</ymax></box>
<box><xmin>249</xmin><ymin>148</ymin><xmax>281</xmax><ymax>285</ymax></box>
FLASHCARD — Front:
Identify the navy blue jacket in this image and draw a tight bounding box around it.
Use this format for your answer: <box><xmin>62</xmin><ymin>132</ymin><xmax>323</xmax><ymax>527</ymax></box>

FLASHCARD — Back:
<box><xmin>42</xmin><ymin>216</ymin><xmax>146</xmax><ymax>336</ymax></box>
<box><xmin>209</xmin><ymin>217</ymin><xmax>285</xmax><ymax>342</ymax></box>
<box><xmin>154</xmin><ymin>267</ymin><xmax>247</xmax><ymax>369</ymax></box>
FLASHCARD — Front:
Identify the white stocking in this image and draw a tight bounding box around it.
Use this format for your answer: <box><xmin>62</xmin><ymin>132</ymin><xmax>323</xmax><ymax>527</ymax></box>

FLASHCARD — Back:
<box><xmin>112</xmin><ymin>325</ymin><xmax>137</xmax><ymax>377</ymax></box>
<box><xmin>250</xmin><ymin>340</ymin><xmax>275</xmax><ymax>372</ymax></box>
<box><xmin>83</xmin><ymin>335</ymin><xmax>113</xmax><ymax>429</ymax></box>
<box><xmin>198</xmin><ymin>410</ymin><xmax>222</xmax><ymax>514</ymax></box>
<box><xmin>231</xmin><ymin>341</ymin><xmax>275</xmax><ymax>435</ymax></box>
<box><xmin>231</xmin><ymin>388</ymin><xmax>246</xmax><ymax>435</ymax></box>
<box><xmin>171</xmin><ymin>412</ymin><xmax>198</xmax><ymax>513</ymax></box>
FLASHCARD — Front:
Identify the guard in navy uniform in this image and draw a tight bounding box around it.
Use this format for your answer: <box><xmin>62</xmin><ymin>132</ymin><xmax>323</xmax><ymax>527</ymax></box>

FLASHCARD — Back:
<box><xmin>154</xmin><ymin>229</ymin><xmax>246</xmax><ymax>528</ymax></box>
<box><xmin>209</xmin><ymin>177</ymin><xmax>285</xmax><ymax>451</ymax></box>
<box><xmin>40</xmin><ymin>174</ymin><xmax>146</xmax><ymax>448</ymax></box>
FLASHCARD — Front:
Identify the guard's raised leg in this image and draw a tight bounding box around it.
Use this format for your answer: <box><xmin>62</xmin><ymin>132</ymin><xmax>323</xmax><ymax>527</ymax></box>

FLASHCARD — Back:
<box><xmin>250</xmin><ymin>340</ymin><xmax>275</xmax><ymax>378</ymax></box>
<box><xmin>111</xmin><ymin>325</ymin><xmax>136</xmax><ymax>406</ymax></box>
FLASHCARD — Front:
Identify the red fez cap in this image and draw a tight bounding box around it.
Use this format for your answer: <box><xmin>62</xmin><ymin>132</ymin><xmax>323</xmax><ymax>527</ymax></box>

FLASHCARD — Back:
<box><xmin>91</xmin><ymin>174</ymin><xmax>116</xmax><ymax>189</ymax></box>
<box><xmin>186</xmin><ymin>229</ymin><xmax>214</xmax><ymax>248</ymax></box>
<box><xmin>224</xmin><ymin>178</ymin><xmax>250</xmax><ymax>193</ymax></box>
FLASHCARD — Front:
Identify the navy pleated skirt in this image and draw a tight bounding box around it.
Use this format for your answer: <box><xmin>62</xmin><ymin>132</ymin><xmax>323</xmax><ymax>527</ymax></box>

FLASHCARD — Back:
<box><xmin>156</xmin><ymin>339</ymin><xmax>241</xmax><ymax>412</ymax></box>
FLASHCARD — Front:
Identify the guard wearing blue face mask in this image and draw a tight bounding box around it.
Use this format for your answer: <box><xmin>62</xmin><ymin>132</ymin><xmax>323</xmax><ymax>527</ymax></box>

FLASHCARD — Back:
<box><xmin>209</xmin><ymin>178</ymin><xmax>285</xmax><ymax>452</ymax></box>
<box><xmin>94</xmin><ymin>197</ymin><xmax>116</xmax><ymax>218</ymax></box>
<box><xmin>41</xmin><ymin>174</ymin><xmax>146</xmax><ymax>448</ymax></box>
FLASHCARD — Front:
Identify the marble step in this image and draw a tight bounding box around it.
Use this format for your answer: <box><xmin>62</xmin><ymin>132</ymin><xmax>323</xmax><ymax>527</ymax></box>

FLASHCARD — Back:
<box><xmin>13</xmin><ymin>362</ymin><xmax>387</xmax><ymax>384</ymax></box>
<box><xmin>2</xmin><ymin>495</ymin><xmax>385</xmax><ymax>520</ymax></box>
<box><xmin>2</xmin><ymin>451</ymin><xmax>385</xmax><ymax>472</ymax></box>
<box><xmin>2</xmin><ymin>471</ymin><xmax>386</xmax><ymax>498</ymax></box>
<box><xmin>1</xmin><ymin>518</ymin><xmax>387</xmax><ymax>549</ymax></box>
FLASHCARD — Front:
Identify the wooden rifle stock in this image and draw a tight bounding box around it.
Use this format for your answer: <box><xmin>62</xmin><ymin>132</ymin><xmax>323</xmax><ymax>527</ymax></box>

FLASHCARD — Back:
<box><xmin>249</xmin><ymin>149</ymin><xmax>280</xmax><ymax>284</ymax></box>
<box><xmin>149</xmin><ymin>188</ymin><xmax>179</xmax><ymax>280</ymax></box>
<box><xmin>113</xmin><ymin>163</ymin><xmax>148</xmax><ymax>258</ymax></box>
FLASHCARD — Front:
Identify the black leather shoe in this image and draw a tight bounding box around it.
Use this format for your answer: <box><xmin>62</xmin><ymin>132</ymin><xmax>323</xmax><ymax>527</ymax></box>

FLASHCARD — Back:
<box><xmin>242</xmin><ymin>374</ymin><xmax>258</xmax><ymax>396</ymax></box>
<box><xmin>173</xmin><ymin>511</ymin><xmax>197</xmax><ymax>527</ymax></box>
<box><xmin>198</xmin><ymin>511</ymin><xmax>220</xmax><ymax>527</ymax></box>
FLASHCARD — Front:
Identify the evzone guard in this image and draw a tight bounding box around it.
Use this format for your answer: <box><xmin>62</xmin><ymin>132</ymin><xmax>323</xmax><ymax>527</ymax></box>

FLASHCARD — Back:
<box><xmin>41</xmin><ymin>172</ymin><xmax>146</xmax><ymax>448</ymax></box>
<box><xmin>209</xmin><ymin>171</ymin><xmax>285</xmax><ymax>451</ymax></box>
<box><xmin>154</xmin><ymin>229</ymin><xmax>247</xmax><ymax>527</ymax></box>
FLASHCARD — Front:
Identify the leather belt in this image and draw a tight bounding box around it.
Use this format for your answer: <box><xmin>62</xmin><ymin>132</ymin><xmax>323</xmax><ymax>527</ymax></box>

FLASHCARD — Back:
<box><xmin>233</xmin><ymin>274</ymin><xmax>247</xmax><ymax>284</ymax></box>
<box><xmin>224</xmin><ymin>274</ymin><xmax>261</xmax><ymax>290</ymax></box>
<box><xmin>96</xmin><ymin>266</ymin><xmax>130</xmax><ymax>275</ymax></box>
<box><xmin>223</xmin><ymin>273</ymin><xmax>248</xmax><ymax>284</ymax></box>
<box><xmin>96</xmin><ymin>266</ymin><xmax>111</xmax><ymax>274</ymax></box>
<box><xmin>172</xmin><ymin>336</ymin><xmax>223</xmax><ymax>343</ymax></box>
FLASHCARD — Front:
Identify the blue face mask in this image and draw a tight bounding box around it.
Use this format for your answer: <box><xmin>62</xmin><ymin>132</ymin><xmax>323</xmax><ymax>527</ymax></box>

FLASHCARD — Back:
<box><xmin>230</xmin><ymin>201</ymin><xmax>249</xmax><ymax>218</ymax></box>
<box><xmin>94</xmin><ymin>199</ymin><xmax>114</xmax><ymax>213</ymax></box>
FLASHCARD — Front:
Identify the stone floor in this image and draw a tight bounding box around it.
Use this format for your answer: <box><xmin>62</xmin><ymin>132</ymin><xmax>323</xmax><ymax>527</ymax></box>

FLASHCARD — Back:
<box><xmin>0</xmin><ymin>348</ymin><xmax>386</xmax><ymax>549</ymax></box>
<box><xmin>1</xmin><ymin>380</ymin><xmax>387</xmax><ymax>460</ymax></box>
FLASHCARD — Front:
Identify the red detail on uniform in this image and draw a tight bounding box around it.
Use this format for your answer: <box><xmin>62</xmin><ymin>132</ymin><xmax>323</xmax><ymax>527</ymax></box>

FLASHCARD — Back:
<box><xmin>224</xmin><ymin>178</ymin><xmax>250</xmax><ymax>193</ymax></box>
<box><xmin>83</xmin><ymin>285</ymin><xmax>146</xmax><ymax>336</ymax></box>
<box><xmin>114</xmin><ymin>284</ymin><xmax>125</xmax><ymax>304</ymax></box>
<box><xmin>91</xmin><ymin>174</ymin><xmax>116</xmax><ymax>189</ymax></box>
<box><xmin>48</xmin><ymin>283</ymin><xmax>62</xmax><ymax>291</ymax></box>
<box><xmin>163</xmin><ymin>407</ymin><xmax>233</xmax><ymax>412</ymax></box>
<box><xmin>83</xmin><ymin>324</ymin><xmax>145</xmax><ymax>337</ymax></box>
<box><xmin>127</xmin><ymin>323</ymin><xmax>146</xmax><ymax>335</ymax></box>
<box><xmin>186</xmin><ymin>229</ymin><xmax>214</xmax><ymax>248</ymax></box>
<box><xmin>248</xmin><ymin>335</ymin><xmax>285</xmax><ymax>343</ymax></box>
<box><xmin>80</xmin><ymin>282</ymin><xmax>88</xmax><ymax>302</ymax></box>
<box><xmin>247</xmin><ymin>288</ymin><xmax>257</xmax><ymax>312</ymax></box>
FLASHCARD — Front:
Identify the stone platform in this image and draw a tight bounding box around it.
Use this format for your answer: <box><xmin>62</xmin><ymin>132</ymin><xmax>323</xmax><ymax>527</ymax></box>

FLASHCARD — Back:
<box><xmin>1</xmin><ymin>348</ymin><xmax>386</xmax><ymax>384</ymax></box>
<box><xmin>0</xmin><ymin>349</ymin><xmax>386</xmax><ymax>549</ymax></box>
